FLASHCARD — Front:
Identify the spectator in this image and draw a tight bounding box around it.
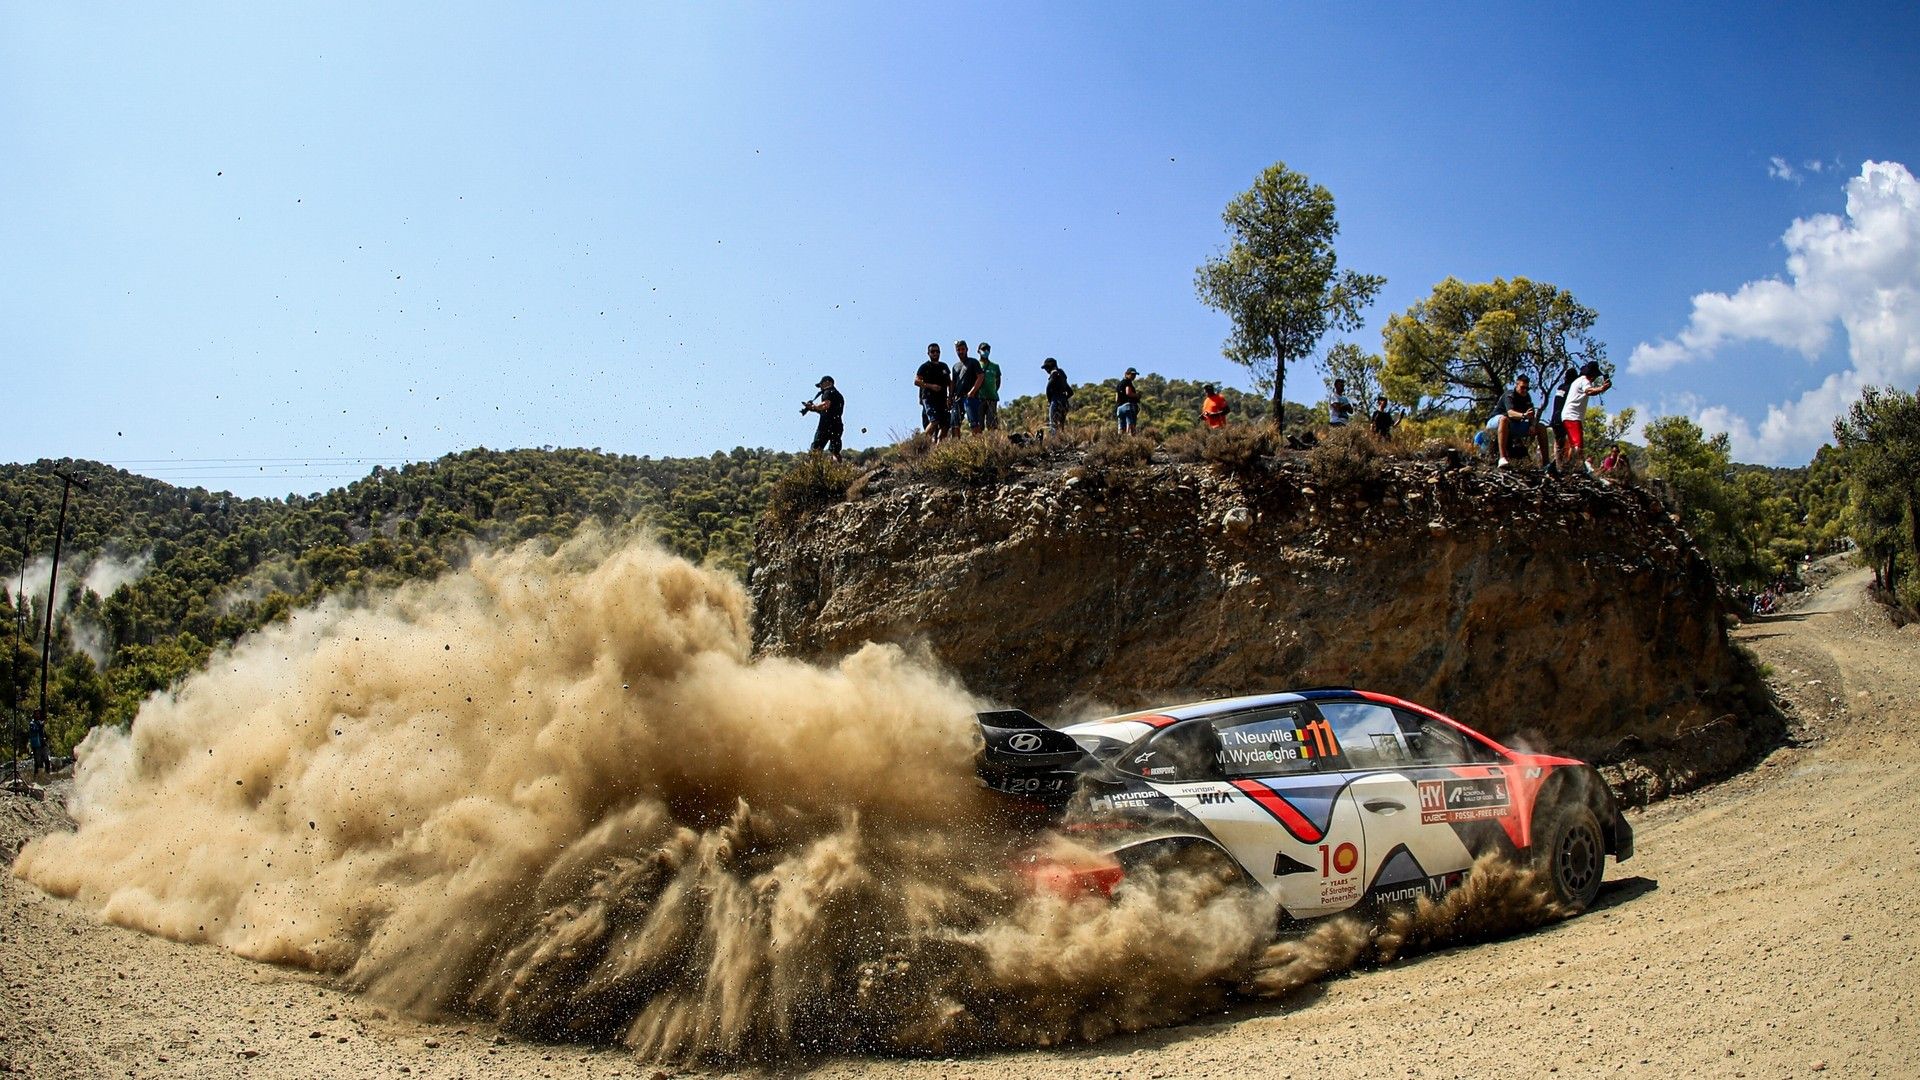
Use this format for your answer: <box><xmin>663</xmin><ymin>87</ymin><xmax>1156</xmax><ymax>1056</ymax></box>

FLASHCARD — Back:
<box><xmin>948</xmin><ymin>341</ymin><xmax>973</xmax><ymax>436</ymax></box>
<box><xmin>978</xmin><ymin>342</ymin><xmax>1002</xmax><ymax>430</ymax></box>
<box><xmin>1369</xmin><ymin>395</ymin><xmax>1396</xmax><ymax>440</ymax></box>
<box><xmin>1600</xmin><ymin>443</ymin><xmax>1631</xmax><ymax>480</ymax></box>
<box><xmin>915</xmin><ymin>343</ymin><xmax>952</xmax><ymax>439</ymax></box>
<box><xmin>1560</xmin><ymin>361</ymin><xmax>1613</xmax><ymax>475</ymax></box>
<box><xmin>1202</xmin><ymin>384</ymin><xmax>1230</xmax><ymax>429</ymax></box>
<box><xmin>27</xmin><ymin>709</ymin><xmax>49</xmax><ymax>779</ymax></box>
<box><xmin>1116</xmin><ymin>367</ymin><xmax>1141</xmax><ymax>434</ymax></box>
<box><xmin>1494</xmin><ymin>373</ymin><xmax>1550</xmax><ymax>469</ymax></box>
<box><xmin>1042</xmin><ymin>357</ymin><xmax>1072</xmax><ymax>431</ymax></box>
<box><xmin>802</xmin><ymin>375</ymin><xmax>845</xmax><ymax>461</ymax></box>
<box><xmin>954</xmin><ymin>340</ymin><xmax>985</xmax><ymax>434</ymax></box>
<box><xmin>1328</xmin><ymin>378</ymin><xmax>1355</xmax><ymax>427</ymax></box>
<box><xmin>1544</xmin><ymin>366</ymin><xmax>1579</xmax><ymax>468</ymax></box>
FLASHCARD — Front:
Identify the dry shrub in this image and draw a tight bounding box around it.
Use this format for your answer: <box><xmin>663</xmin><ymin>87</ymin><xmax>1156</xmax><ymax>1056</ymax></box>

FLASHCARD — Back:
<box><xmin>1165</xmin><ymin>425</ymin><xmax>1275</xmax><ymax>473</ymax></box>
<box><xmin>1080</xmin><ymin>427</ymin><xmax>1155</xmax><ymax>470</ymax></box>
<box><xmin>887</xmin><ymin>429</ymin><xmax>938</xmax><ymax>465</ymax></box>
<box><xmin>763</xmin><ymin>455</ymin><xmax>861</xmax><ymax>525</ymax></box>
<box><xmin>1306</xmin><ymin>424</ymin><xmax>1381</xmax><ymax>489</ymax></box>
<box><xmin>906</xmin><ymin>432</ymin><xmax>1035</xmax><ymax>484</ymax></box>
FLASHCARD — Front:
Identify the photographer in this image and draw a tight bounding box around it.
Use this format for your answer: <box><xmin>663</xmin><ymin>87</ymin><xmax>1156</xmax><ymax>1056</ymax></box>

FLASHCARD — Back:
<box><xmin>802</xmin><ymin>375</ymin><xmax>845</xmax><ymax>461</ymax></box>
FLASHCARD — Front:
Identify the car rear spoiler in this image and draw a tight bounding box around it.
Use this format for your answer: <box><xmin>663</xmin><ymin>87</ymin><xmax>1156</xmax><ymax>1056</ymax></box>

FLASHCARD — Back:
<box><xmin>975</xmin><ymin>709</ymin><xmax>1091</xmax><ymax>807</ymax></box>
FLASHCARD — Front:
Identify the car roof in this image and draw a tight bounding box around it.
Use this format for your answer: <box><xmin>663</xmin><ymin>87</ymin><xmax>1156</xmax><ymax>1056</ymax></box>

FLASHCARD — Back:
<box><xmin>1062</xmin><ymin>689</ymin><xmax>1375</xmax><ymax>741</ymax></box>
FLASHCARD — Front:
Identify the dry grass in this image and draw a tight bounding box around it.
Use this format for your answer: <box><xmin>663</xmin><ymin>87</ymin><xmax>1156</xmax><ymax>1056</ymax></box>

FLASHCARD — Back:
<box><xmin>902</xmin><ymin>432</ymin><xmax>1041</xmax><ymax>484</ymax></box>
<box><xmin>1164</xmin><ymin>424</ymin><xmax>1276</xmax><ymax>472</ymax></box>
<box><xmin>1306</xmin><ymin>424</ymin><xmax>1382</xmax><ymax>488</ymax></box>
<box><xmin>1078</xmin><ymin>427</ymin><xmax>1155</xmax><ymax>470</ymax></box>
<box><xmin>763</xmin><ymin>455</ymin><xmax>862</xmax><ymax>525</ymax></box>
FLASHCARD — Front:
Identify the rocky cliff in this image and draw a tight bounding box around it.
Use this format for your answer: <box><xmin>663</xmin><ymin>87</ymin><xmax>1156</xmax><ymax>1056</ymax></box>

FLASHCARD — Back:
<box><xmin>750</xmin><ymin>446</ymin><xmax>1779</xmax><ymax>802</ymax></box>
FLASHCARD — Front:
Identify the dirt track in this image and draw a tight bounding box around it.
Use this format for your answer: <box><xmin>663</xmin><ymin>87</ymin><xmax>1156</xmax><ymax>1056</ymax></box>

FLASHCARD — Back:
<box><xmin>4</xmin><ymin>566</ymin><xmax>1916</xmax><ymax>1079</ymax></box>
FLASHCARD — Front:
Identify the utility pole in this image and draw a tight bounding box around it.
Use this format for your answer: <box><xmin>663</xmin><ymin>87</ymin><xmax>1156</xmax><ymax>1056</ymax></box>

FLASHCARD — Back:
<box><xmin>6</xmin><ymin>522</ymin><xmax>20</xmax><ymax>768</ymax></box>
<box><xmin>6</xmin><ymin>526</ymin><xmax>23</xmax><ymax>779</ymax></box>
<box><xmin>36</xmin><ymin>471</ymin><xmax>88</xmax><ymax>748</ymax></box>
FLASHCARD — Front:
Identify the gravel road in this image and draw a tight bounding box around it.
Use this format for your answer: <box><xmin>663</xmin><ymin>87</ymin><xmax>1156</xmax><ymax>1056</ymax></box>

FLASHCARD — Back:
<box><xmin>3</xmin><ymin>567</ymin><xmax>1914</xmax><ymax>1079</ymax></box>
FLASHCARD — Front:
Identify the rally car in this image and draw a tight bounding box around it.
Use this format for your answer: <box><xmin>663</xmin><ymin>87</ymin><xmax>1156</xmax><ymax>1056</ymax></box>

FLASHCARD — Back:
<box><xmin>977</xmin><ymin>688</ymin><xmax>1632</xmax><ymax>917</ymax></box>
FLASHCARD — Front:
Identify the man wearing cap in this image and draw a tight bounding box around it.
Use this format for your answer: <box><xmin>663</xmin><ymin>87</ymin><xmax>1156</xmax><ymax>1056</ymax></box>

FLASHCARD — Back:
<box><xmin>978</xmin><ymin>342</ymin><xmax>1002</xmax><ymax>430</ymax></box>
<box><xmin>1042</xmin><ymin>357</ymin><xmax>1072</xmax><ymax>432</ymax></box>
<box><xmin>1116</xmin><ymin>367</ymin><xmax>1142</xmax><ymax>434</ymax></box>
<box><xmin>803</xmin><ymin>375</ymin><xmax>845</xmax><ymax>461</ymax></box>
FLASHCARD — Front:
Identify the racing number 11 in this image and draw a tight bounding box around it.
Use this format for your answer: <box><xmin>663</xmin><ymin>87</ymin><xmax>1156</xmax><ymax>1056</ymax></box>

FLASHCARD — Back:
<box><xmin>1298</xmin><ymin>719</ymin><xmax>1338</xmax><ymax>759</ymax></box>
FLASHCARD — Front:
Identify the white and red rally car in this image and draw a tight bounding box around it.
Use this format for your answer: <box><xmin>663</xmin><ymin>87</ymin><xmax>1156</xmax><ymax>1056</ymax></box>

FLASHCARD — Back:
<box><xmin>978</xmin><ymin>688</ymin><xmax>1632</xmax><ymax>916</ymax></box>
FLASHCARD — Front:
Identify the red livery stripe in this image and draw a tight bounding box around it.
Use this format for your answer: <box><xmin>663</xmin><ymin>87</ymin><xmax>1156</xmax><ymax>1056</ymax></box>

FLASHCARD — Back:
<box><xmin>1230</xmin><ymin>780</ymin><xmax>1324</xmax><ymax>843</ymax></box>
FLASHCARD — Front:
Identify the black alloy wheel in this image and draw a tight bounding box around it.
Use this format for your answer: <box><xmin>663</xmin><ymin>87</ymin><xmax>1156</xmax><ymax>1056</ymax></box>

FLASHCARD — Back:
<box><xmin>1537</xmin><ymin>804</ymin><xmax>1605</xmax><ymax>913</ymax></box>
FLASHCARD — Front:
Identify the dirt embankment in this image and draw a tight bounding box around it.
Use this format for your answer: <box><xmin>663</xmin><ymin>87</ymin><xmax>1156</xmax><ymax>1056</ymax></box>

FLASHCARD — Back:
<box><xmin>753</xmin><ymin>452</ymin><xmax>1778</xmax><ymax>800</ymax></box>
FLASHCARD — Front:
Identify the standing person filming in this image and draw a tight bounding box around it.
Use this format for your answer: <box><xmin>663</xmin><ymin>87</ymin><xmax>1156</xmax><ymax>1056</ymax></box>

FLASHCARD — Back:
<box><xmin>802</xmin><ymin>376</ymin><xmax>845</xmax><ymax>461</ymax></box>
<box><xmin>1559</xmin><ymin>361</ymin><xmax>1613</xmax><ymax>475</ymax></box>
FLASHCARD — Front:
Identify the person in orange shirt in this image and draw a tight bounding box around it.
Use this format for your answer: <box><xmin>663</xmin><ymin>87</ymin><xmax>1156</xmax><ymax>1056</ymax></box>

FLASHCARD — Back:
<box><xmin>1202</xmin><ymin>384</ymin><xmax>1229</xmax><ymax>429</ymax></box>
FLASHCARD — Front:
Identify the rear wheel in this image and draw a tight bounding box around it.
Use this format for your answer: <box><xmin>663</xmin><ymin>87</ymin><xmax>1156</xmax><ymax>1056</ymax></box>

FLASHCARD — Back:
<box><xmin>1533</xmin><ymin>803</ymin><xmax>1605</xmax><ymax>913</ymax></box>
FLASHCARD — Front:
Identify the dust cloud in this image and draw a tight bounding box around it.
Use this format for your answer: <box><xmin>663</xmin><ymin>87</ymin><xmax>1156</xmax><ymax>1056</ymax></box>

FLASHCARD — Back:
<box><xmin>13</xmin><ymin>534</ymin><xmax>1562</xmax><ymax>1063</ymax></box>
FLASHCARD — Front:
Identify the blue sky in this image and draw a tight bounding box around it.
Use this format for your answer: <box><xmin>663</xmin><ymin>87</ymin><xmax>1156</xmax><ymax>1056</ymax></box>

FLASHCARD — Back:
<box><xmin>3</xmin><ymin>2</ymin><xmax>1916</xmax><ymax>496</ymax></box>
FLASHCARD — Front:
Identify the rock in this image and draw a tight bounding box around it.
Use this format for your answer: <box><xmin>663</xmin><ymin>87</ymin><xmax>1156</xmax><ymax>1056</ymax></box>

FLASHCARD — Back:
<box><xmin>751</xmin><ymin>454</ymin><xmax>1773</xmax><ymax>782</ymax></box>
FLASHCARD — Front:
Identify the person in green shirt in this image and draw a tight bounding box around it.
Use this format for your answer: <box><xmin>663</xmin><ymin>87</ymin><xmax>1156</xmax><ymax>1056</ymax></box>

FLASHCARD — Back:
<box><xmin>978</xmin><ymin>341</ymin><xmax>1003</xmax><ymax>430</ymax></box>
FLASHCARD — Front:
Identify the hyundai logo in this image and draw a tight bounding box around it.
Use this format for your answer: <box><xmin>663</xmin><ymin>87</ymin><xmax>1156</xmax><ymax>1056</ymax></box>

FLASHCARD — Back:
<box><xmin>1008</xmin><ymin>732</ymin><xmax>1044</xmax><ymax>752</ymax></box>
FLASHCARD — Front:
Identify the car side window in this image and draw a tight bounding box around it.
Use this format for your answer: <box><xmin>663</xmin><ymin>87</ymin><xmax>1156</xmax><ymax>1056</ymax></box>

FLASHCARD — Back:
<box><xmin>1208</xmin><ymin>707</ymin><xmax>1338</xmax><ymax>778</ymax></box>
<box><xmin>1395</xmin><ymin>710</ymin><xmax>1493</xmax><ymax>765</ymax></box>
<box><xmin>1126</xmin><ymin>722</ymin><xmax>1222</xmax><ymax>782</ymax></box>
<box><xmin>1316</xmin><ymin>701</ymin><xmax>1411</xmax><ymax>769</ymax></box>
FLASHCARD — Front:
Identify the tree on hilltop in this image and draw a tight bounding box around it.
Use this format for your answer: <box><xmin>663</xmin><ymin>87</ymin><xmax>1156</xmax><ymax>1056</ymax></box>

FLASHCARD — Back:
<box><xmin>1321</xmin><ymin>342</ymin><xmax>1385</xmax><ymax>414</ymax></box>
<box><xmin>1381</xmin><ymin>276</ymin><xmax>1606</xmax><ymax>416</ymax></box>
<box><xmin>1195</xmin><ymin>163</ymin><xmax>1384</xmax><ymax>432</ymax></box>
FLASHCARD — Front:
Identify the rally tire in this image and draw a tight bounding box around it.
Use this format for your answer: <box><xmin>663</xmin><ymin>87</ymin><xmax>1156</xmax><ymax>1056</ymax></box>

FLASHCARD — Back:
<box><xmin>1534</xmin><ymin>803</ymin><xmax>1605</xmax><ymax>913</ymax></box>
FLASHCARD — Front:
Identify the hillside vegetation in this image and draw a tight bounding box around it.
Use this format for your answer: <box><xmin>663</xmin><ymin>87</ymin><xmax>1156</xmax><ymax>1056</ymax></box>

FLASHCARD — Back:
<box><xmin>1</xmin><ymin>447</ymin><xmax>796</xmax><ymax>754</ymax></box>
<box><xmin>4</xmin><ymin>372</ymin><xmax>1897</xmax><ymax>759</ymax></box>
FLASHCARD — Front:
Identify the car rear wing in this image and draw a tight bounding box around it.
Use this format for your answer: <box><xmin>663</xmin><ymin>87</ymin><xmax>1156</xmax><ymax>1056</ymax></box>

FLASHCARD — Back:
<box><xmin>975</xmin><ymin>709</ymin><xmax>1090</xmax><ymax>808</ymax></box>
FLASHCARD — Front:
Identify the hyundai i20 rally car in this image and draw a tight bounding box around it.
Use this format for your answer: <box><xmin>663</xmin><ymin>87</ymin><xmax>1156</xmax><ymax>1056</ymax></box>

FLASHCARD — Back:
<box><xmin>977</xmin><ymin>689</ymin><xmax>1632</xmax><ymax>917</ymax></box>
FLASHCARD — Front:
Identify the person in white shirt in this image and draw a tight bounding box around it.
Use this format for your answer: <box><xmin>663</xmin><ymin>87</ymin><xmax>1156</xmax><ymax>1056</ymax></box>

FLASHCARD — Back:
<box><xmin>1560</xmin><ymin>361</ymin><xmax>1613</xmax><ymax>475</ymax></box>
<box><xmin>1327</xmin><ymin>378</ymin><xmax>1356</xmax><ymax>427</ymax></box>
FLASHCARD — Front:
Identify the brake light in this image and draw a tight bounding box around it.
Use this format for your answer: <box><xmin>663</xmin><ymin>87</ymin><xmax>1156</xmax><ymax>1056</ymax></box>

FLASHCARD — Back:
<box><xmin>1018</xmin><ymin>853</ymin><xmax>1125</xmax><ymax>899</ymax></box>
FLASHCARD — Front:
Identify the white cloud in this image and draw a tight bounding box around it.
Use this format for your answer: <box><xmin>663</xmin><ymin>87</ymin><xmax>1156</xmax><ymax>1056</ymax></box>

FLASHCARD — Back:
<box><xmin>1804</xmin><ymin>159</ymin><xmax>1826</xmax><ymax>174</ymax></box>
<box><xmin>1768</xmin><ymin>155</ymin><xmax>1801</xmax><ymax>182</ymax></box>
<box><xmin>1628</xmin><ymin>160</ymin><xmax>1920</xmax><ymax>462</ymax></box>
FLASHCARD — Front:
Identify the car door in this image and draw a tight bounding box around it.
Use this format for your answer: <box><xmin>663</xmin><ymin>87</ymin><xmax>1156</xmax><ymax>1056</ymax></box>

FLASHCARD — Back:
<box><xmin>1321</xmin><ymin>700</ymin><xmax>1479</xmax><ymax>904</ymax></box>
<box><xmin>1153</xmin><ymin>706</ymin><xmax>1370</xmax><ymax>919</ymax></box>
